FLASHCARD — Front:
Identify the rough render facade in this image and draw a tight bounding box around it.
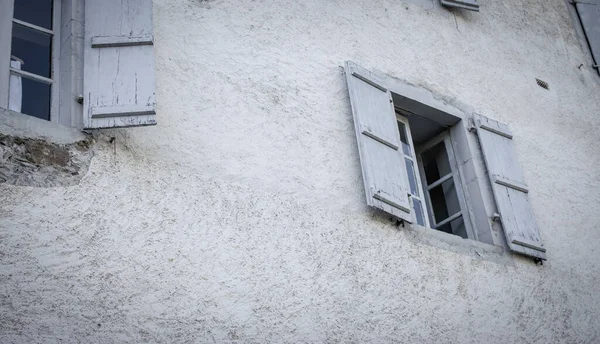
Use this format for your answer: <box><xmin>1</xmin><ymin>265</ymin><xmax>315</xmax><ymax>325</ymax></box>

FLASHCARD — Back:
<box><xmin>1</xmin><ymin>0</ymin><xmax>600</xmax><ymax>342</ymax></box>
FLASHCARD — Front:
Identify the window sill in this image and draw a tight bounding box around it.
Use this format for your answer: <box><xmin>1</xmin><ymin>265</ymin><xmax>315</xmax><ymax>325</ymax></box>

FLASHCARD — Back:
<box><xmin>0</xmin><ymin>107</ymin><xmax>87</xmax><ymax>144</ymax></box>
<box><xmin>403</xmin><ymin>222</ymin><xmax>511</xmax><ymax>265</ymax></box>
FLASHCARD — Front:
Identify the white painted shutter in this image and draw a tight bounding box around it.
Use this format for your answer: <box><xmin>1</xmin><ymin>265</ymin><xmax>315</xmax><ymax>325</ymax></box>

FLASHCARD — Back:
<box><xmin>83</xmin><ymin>0</ymin><xmax>157</xmax><ymax>129</ymax></box>
<box><xmin>575</xmin><ymin>0</ymin><xmax>600</xmax><ymax>74</ymax></box>
<box><xmin>345</xmin><ymin>61</ymin><xmax>412</xmax><ymax>222</ymax></box>
<box><xmin>440</xmin><ymin>0</ymin><xmax>480</xmax><ymax>12</ymax></box>
<box><xmin>475</xmin><ymin>115</ymin><xmax>546</xmax><ymax>260</ymax></box>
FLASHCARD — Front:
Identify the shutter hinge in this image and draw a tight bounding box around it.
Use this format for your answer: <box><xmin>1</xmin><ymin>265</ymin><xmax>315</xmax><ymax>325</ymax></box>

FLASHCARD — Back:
<box><xmin>491</xmin><ymin>213</ymin><xmax>501</xmax><ymax>222</ymax></box>
<box><xmin>467</xmin><ymin>119</ymin><xmax>477</xmax><ymax>133</ymax></box>
<box><xmin>592</xmin><ymin>65</ymin><xmax>599</xmax><ymax>69</ymax></box>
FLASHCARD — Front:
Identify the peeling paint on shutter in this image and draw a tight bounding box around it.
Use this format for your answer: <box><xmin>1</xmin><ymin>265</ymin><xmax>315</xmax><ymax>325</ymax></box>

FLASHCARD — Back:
<box><xmin>83</xmin><ymin>0</ymin><xmax>156</xmax><ymax>129</ymax></box>
<box><xmin>344</xmin><ymin>61</ymin><xmax>412</xmax><ymax>222</ymax></box>
<box><xmin>475</xmin><ymin>115</ymin><xmax>546</xmax><ymax>260</ymax></box>
<box><xmin>575</xmin><ymin>0</ymin><xmax>600</xmax><ymax>74</ymax></box>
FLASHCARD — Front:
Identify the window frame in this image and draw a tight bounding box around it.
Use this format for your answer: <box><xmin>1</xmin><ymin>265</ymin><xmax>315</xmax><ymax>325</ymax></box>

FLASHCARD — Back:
<box><xmin>0</xmin><ymin>0</ymin><xmax>85</xmax><ymax>130</ymax></box>
<box><xmin>0</xmin><ymin>0</ymin><xmax>60</xmax><ymax>121</ymax></box>
<box><xmin>7</xmin><ymin>0</ymin><xmax>62</xmax><ymax>123</ymax></box>
<box><xmin>395</xmin><ymin>112</ymin><xmax>431</xmax><ymax>228</ymax></box>
<box><xmin>345</xmin><ymin>60</ymin><xmax>544</xmax><ymax>257</ymax></box>
<box><xmin>416</xmin><ymin>130</ymin><xmax>475</xmax><ymax>240</ymax></box>
<box><xmin>387</xmin><ymin>80</ymin><xmax>499</xmax><ymax>247</ymax></box>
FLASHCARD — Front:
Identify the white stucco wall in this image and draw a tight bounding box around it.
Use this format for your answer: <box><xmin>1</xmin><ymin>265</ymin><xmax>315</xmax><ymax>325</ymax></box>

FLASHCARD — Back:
<box><xmin>2</xmin><ymin>0</ymin><xmax>600</xmax><ymax>342</ymax></box>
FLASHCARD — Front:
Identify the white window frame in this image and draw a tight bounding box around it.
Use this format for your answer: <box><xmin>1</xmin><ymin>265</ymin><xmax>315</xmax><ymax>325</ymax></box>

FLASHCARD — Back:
<box><xmin>394</xmin><ymin>108</ymin><xmax>476</xmax><ymax>240</ymax></box>
<box><xmin>416</xmin><ymin>131</ymin><xmax>475</xmax><ymax>240</ymax></box>
<box><xmin>2</xmin><ymin>0</ymin><xmax>61</xmax><ymax>122</ymax></box>
<box><xmin>0</xmin><ymin>0</ymin><xmax>85</xmax><ymax>131</ymax></box>
<box><xmin>395</xmin><ymin>112</ymin><xmax>431</xmax><ymax>228</ymax></box>
<box><xmin>345</xmin><ymin>61</ymin><xmax>545</xmax><ymax>258</ymax></box>
<box><xmin>388</xmin><ymin>82</ymin><xmax>499</xmax><ymax>246</ymax></box>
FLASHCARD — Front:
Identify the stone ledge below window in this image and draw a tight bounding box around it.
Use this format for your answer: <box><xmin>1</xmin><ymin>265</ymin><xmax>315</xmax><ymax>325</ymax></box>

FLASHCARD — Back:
<box><xmin>403</xmin><ymin>222</ymin><xmax>512</xmax><ymax>265</ymax></box>
<box><xmin>0</xmin><ymin>107</ymin><xmax>87</xmax><ymax>145</ymax></box>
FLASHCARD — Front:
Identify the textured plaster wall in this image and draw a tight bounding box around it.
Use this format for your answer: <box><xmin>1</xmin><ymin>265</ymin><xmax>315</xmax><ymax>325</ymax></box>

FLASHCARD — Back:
<box><xmin>1</xmin><ymin>0</ymin><xmax>600</xmax><ymax>342</ymax></box>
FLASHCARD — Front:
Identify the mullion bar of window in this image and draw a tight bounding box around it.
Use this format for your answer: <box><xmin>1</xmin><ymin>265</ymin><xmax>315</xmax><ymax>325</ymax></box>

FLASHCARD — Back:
<box><xmin>11</xmin><ymin>15</ymin><xmax>55</xmax><ymax>82</ymax></box>
<box><xmin>433</xmin><ymin>211</ymin><xmax>462</xmax><ymax>229</ymax></box>
<box><xmin>10</xmin><ymin>67</ymin><xmax>53</xmax><ymax>84</ymax></box>
<box><xmin>12</xmin><ymin>18</ymin><xmax>54</xmax><ymax>36</ymax></box>
<box><xmin>426</xmin><ymin>172</ymin><xmax>453</xmax><ymax>191</ymax></box>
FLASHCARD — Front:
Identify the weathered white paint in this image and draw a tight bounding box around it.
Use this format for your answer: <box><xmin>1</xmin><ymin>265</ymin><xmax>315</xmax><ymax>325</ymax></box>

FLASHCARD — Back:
<box><xmin>476</xmin><ymin>115</ymin><xmax>546</xmax><ymax>259</ymax></box>
<box><xmin>83</xmin><ymin>0</ymin><xmax>156</xmax><ymax>129</ymax></box>
<box><xmin>1</xmin><ymin>0</ymin><xmax>600</xmax><ymax>342</ymax></box>
<box><xmin>58</xmin><ymin>0</ymin><xmax>85</xmax><ymax>129</ymax></box>
<box><xmin>0</xmin><ymin>107</ymin><xmax>87</xmax><ymax>144</ymax></box>
<box><xmin>345</xmin><ymin>61</ymin><xmax>413</xmax><ymax>221</ymax></box>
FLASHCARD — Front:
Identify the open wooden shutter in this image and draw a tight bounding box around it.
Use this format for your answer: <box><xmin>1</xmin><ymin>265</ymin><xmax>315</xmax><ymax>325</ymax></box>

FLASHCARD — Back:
<box><xmin>475</xmin><ymin>115</ymin><xmax>546</xmax><ymax>260</ymax></box>
<box><xmin>345</xmin><ymin>61</ymin><xmax>412</xmax><ymax>222</ymax></box>
<box><xmin>440</xmin><ymin>0</ymin><xmax>480</xmax><ymax>12</ymax></box>
<box><xmin>83</xmin><ymin>0</ymin><xmax>157</xmax><ymax>129</ymax></box>
<box><xmin>575</xmin><ymin>0</ymin><xmax>600</xmax><ymax>74</ymax></box>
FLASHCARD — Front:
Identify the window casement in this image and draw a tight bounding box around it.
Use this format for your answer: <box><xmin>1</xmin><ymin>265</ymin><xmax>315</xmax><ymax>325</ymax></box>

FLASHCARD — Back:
<box><xmin>416</xmin><ymin>130</ymin><xmax>472</xmax><ymax>240</ymax></box>
<box><xmin>1</xmin><ymin>0</ymin><xmax>60</xmax><ymax>122</ymax></box>
<box><xmin>396</xmin><ymin>114</ymin><xmax>429</xmax><ymax>227</ymax></box>
<box><xmin>0</xmin><ymin>0</ymin><xmax>157</xmax><ymax>131</ymax></box>
<box><xmin>344</xmin><ymin>61</ymin><xmax>547</xmax><ymax>261</ymax></box>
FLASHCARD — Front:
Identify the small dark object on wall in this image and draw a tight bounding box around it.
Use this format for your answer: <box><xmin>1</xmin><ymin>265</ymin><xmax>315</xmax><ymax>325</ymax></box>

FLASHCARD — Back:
<box><xmin>535</xmin><ymin>78</ymin><xmax>550</xmax><ymax>90</ymax></box>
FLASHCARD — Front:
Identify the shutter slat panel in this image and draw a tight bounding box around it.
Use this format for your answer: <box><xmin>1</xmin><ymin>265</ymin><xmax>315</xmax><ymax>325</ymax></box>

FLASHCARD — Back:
<box><xmin>345</xmin><ymin>61</ymin><xmax>412</xmax><ymax>222</ymax></box>
<box><xmin>575</xmin><ymin>1</ymin><xmax>600</xmax><ymax>73</ymax></box>
<box><xmin>475</xmin><ymin>115</ymin><xmax>546</xmax><ymax>260</ymax></box>
<box><xmin>91</xmin><ymin>35</ymin><xmax>154</xmax><ymax>48</ymax></box>
<box><xmin>440</xmin><ymin>0</ymin><xmax>480</xmax><ymax>12</ymax></box>
<box><xmin>91</xmin><ymin>105</ymin><xmax>156</xmax><ymax>118</ymax></box>
<box><xmin>84</xmin><ymin>0</ymin><xmax>156</xmax><ymax>129</ymax></box>
<box><xmin>493</xmin><ymin>175</ymin><xmax>529</xmax><ymax>194</ymax></box>
<box><xmin>361</xmin><ymin>126</ymin><xmax>400</xmax><ymax>150</ymax></box>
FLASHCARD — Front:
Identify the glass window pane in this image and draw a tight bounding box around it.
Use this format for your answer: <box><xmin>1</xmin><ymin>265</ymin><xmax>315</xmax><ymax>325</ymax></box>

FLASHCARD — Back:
<box><xmin>422</xmin><ymin>142</ymin><xmax>452</xmax><ymax>184</ymax></box>
<box><xmin>14</xmin><ymin>0</ymin><xmax>54</xmax><ymax>30</ymax></box>
<box><xmin>437</xmin><ymin>216</ymin><xmax>467</xmax><ymax>239</ymax></box>
<box><xmin>11</xmin><ymin>22</ymin><xmax>52</xmax><ymax>78</ymax></box>
<box><xmin>397</xmin><ymin>121</ymin><xmax>411</xmax><ymax>156</ymax></box>
<box><xmin>429</xmin><ymin>179</ymin><xmax>461</xmax><ymax>224</ymax></box>
<box><xmin>405</xmin><ymin>158</ymin><xmax>418</xmax><ymax>196</ymax></box>
<box><xmin>413</xmin><ymin>198</ymin><xmax>425</xmax><ymax>226</ymax></box>
<box><xmin>9</xmin><ymin>74</ymin><xmax>51</xmax><ymax>121</ymax></box>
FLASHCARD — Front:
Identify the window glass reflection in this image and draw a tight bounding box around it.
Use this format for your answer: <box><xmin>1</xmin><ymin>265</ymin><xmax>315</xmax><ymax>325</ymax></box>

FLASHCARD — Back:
<box><xmin>14</xmin><ymin>0</ymin><xmax>54</xmax><ymax>30</ymax></box>
<box><xmin>413</xmin><ymin>199</ymin><xmax>425</xmax><ymax>226</ymax></box>
<box><xmin>397</xmin><ymin>121</ymin><xmax>411</xmax><ymax>156</ymax></box>
<box><xmin>437</xmin><ymin>216</ymin><xmax>467</xmax><ymax>239</ymax></box>
<box><xmin>9</xmin><ymin>73</ymin><xmax>51</xmax><ymax>121</ymax></box>
<box><xmin>11</xmin><ymin>23</ymin><xmax>52</xmax><ymax>78</ymax></box>
<box><xmin>405</xmin><ymin>158</ymin><xmax>418</xmax><ymax>196</ymax></box>
<box><xmin>429</xmin><ymin>179</ymin><xmax>460</xmax><ymax>224</ymax></box>
<box><xmin>422</xmin><ymin>142</ymin><xmax>452</xmax><ymax>184</ymax></box>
